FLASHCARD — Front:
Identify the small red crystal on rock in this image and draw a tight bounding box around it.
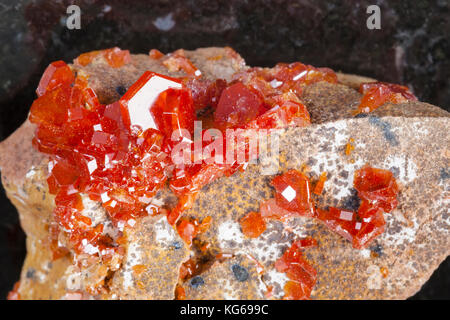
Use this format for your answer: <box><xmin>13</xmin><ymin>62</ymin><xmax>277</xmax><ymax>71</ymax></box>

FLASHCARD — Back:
<box><xmin>149</xmin><ymin>49</ymin><xmax>164</xmax><ymax>60</ymax></box>
<box><xmin>163</xmin><ymin>54</ymin><xmax>201</xmax><ymax>78</ymax></box>
<box><xmin>260</xmin><ymin>198</ymin><xmax>296</xmax><ymax>221</ymax></box>
<box><xmin>275</xmin><ymin>239</ymin><xmax>317</xmax><ymax>300</ymax></box>
<box><xmin>313</xmin><ymin>172</ymin><xmax>327</xmax><ymax>195</ymax></box>
<box><xmin>177</xmin><ymin>219</ymin><xmax>198</xmax><ymax>245</ymax></box>
<box><xmin>36</xmin><ymin>61</ymin><xmax>75</xmax><ymax>97</ymax></box>
<box><xmin>358</xmin><ymin>82</ymin><xmax>417</xmax><ymax>113</ymax></box>
<box><xmin>103</xmin><ymin>47</ymin><xmax>131</xmax><ymax>68</ymax></box>
<box><xmin>214</xmin><ymin>82</ymin><xmax>266</xmax><ymax>128</ymax></box>
<box><xmin>75</xmin><ymin>47</ymin><xmax>131</xmax><ymax>68</ymax></box>
<box><xmin>7</xmin><ymin>281</ymin><xmax>21</xmax><ymax>300</ymax></box>
<box><xmin>240</xmin><ymin>211</ymin><xmax>267</xmax><ymax>238</ymax></box>
<box><xmin>316</xmin><ymin>166</ymin><xmax>397</xmax><ymax>249</ymax></box>
<box><xmin>354</xmin><ymin>166</ymin><xmax>399</xmax><ymax>212</ymax></box>
<box><xmin>271</xmin><ymin>169</ymin><xmax>315</xmax><ymax>217</ymax></box>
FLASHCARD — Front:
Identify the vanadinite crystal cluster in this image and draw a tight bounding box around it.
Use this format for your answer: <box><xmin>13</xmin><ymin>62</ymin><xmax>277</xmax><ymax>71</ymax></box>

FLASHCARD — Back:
<box><xmin>28</xmin><ymin>47</ymin><xmax>410</xmax><ymax>299</ymax></box>
<box><xmin>239</xmin><ymin>166</ymin><xmax>400</xmax><ymax>299</ymax></box>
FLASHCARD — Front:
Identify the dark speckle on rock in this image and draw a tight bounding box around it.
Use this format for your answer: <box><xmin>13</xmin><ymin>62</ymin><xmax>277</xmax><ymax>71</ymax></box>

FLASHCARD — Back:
<box><xmin>440</xmin><ymin>168</ymin><xmax>449</xmax><ymax>181</ymax></box>
<box><xmin>190</xmin><ymin>276</ymin><xmax>205</xmax><ymax>288</ymax></box>
<box><xmin>370</xmin><ymin>243</ymin><xmax>383</xmax><ymax>257</ymax></box>
<box><xmin>341</xmin><ymin>188</ymin><xmax>361</xmax><ymax>211</ymax></box>
<box><xmin>26</xmin><ymin>268</ymin><xmax>35</xmax><ymax>279</ymax></box>
<box><xmin>389</xmin><ymin>166</ymin><xmax>400</xmax><ymax>179</ymax></box>
<box><xmin>368</xmin><ymin>116</ymin><xmax>399</xmax><ymax>146</ymax></box>
<box><xmin>171</xmin><ymin>241</ymin><xmax>182</xmax><ymax>250</ymax></box>
<box><xmin>231</xmin><ymin>264</ymin><xmax>249</xmax><ymax>282</ymax></box>
<box><xmin>115</xmin><ymin>85</ymin><xmax>127</xmax><ymax>96</ymax></box>
<box><xmin>339</xmin><ymin>170</ymin><xmax>349</xmax><ymax>179</ymax></box>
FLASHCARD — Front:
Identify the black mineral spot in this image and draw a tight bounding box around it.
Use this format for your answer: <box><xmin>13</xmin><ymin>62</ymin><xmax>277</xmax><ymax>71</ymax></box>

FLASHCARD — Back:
<box><xmin>231</xmin><ymin>264</ymin><xmax>249</xmax><ymax>282</ymax></box>
<box><xmin>368</xmin><ymin>116</ymin><xmax>399</xmax><ymax>146</ymax></box>
<box><xmin>26</xmin><ymin>268</ymin><xmax>36</xmax><ymax>279</ymax></box>
<box><xmin>440</xmin><ymin>168</ymin><xmax>449</xmax><ymax>180</ymax></box>
<box><xmin>355</xmin><ymin>113</ymin><xmax>369</xmax><ymax>118</ymax></box>
<box><xmin>115</xmin><ymin>85</ymin><xmax>127</xmax><ymax>96</ymax></box>
<box><xmin>341</xmin><ymin>188</ymin><xmax>361</xmax><ymax>211</ymax></box>
<box><xmin>171</xmin><ymin>241</ymin><xmax>182</xmax><ymax>250</ymax></box>
<box><xmin>370</xmin><ymin>244</ymin><xmax>383</xmax><ymax>257</ymax></box>
<box><xmin>190</xmin><ymin>276</ymin><xmax>205</xmax><ymax>288</ymax></box>
<box><xmin>339</xmin><ymin>170</ymin><xmax>349</xmax><ymax>179</ymax></box>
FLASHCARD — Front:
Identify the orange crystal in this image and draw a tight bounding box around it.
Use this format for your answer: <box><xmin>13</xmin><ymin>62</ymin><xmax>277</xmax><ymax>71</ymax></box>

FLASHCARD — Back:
<box><xmin>271</xmin><ymin>169</ymin><xmax>315</xmax><ymax>217</ymax></box>
<box><xmin>240</xmin><ymin>211</ymin><xmax>267</xmax><ymax>238</ymax></box>
<box><xmin>275</xmin><ymin>239</ymin><xmax>317</xmax><ymax>300</ymax></box>
<box><xmin>36</xmin><ymin>60</ymin><xmax>75</xmax><ymax>97</ymax></box>
<box><xmin>358</xmin><ymin>82</ymin><xmax>417</xmax><ymax>113</ymax></box>
<box><xmin>75</xmin><ymin>47</ymin><xmax>130</xmax><ymax>68</ymax></box>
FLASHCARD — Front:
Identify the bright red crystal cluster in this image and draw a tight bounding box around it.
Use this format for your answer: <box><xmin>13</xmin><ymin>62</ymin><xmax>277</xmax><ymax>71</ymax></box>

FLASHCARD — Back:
<box><xmin>30</xmin><ymin>61</ymin><xmax>194</xmax><ymax>258</ymax></box>
<box><xmin>165</xmin><ymin>62</ymin><xmax>335</xmax><ymax>224</ymax></box>
<box><xmin>255</xmin><ymin>166</ymin><xmax>398</xmax><ymax>299</ymax></box>
<box><xmin>262</xmin><ymin>166</ymin><xmax>398</xmax><ymax>249</ymax></box>
<box><xmin>317</xmin><ymin>167</ymin><xmax>398</xmax><ymax>249</ymax></box>
<box><xmin>357</xmin><ymin>81</ymin><xmax>417</xmax><ymax>113</ymax></box>
<box><xmin>30</xmin><ymin>51</ymin><xmax>339</xmax><ymax>259</ymax></box>
<box><xmin>275</xmin><ymin>238</ymin><xmax>317</xmax><ymax>300</ymax></box>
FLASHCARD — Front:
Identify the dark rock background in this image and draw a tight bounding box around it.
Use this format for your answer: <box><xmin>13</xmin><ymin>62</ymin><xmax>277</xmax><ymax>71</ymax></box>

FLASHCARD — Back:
<box><xmin>0</xmin><ymin>0</ymin><xmax>448</xmax><ymax>299</ymax></box>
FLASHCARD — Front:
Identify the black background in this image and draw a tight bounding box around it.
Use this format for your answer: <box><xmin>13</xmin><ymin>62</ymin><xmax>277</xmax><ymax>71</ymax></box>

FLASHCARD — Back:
<box><xmin>0</xmin><ymin>0</ymin><xmax>448</xmax><ymax>299</ymax></box>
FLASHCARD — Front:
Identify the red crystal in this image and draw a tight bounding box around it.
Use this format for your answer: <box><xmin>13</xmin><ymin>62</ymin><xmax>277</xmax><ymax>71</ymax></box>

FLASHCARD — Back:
<box><xmin>149</xmin><ymin>49</ymin><xmax>164</xmax><ymax>60</ymax></box>
<box><xmin>354</xmin><ymin>166</ymin><xmax>399</xmax><ymax>212</ymax></box>
<box><xmin>214</xmin><ymin>82</ymin><xmax>266</xmax><ymax>129</ymax></box>
<box><xmin>36</xmin><ymin>61</ymin><xmax>75</xmax><ymax>97</ymax></box>
<box><xmin>29</xmin><ymin>54</ymin><xmax>339</xmax><ymax>259</ymax></box>
<box><xmin>272</xmin><ymin>62</ymin><xmax>337</xmax><ymax>86</ymax></box>
<box><xmin>183</xmin><ymin>78</ymin><xmax>227</xmax><ymax>111</ymax></box>
<box><xmin>75</xmin><ymin>47</ymin><xmax>131</xmax><ymax>68</ymax></box>
<box><xmin>271</xmin><ymin>169</ymin><xmax>315</xmax><ymax>217</ymax></box>
<box><xmin>313</xmin><ymin>172</ymin><xmax>327</xmax><ymax>195</ymax></box>
<box><xmin>275</xmin><ymin>239</ymin><xmax>317</xmax><ymax>300</ymax></box>
<box><xmin>317</xmin><ymin>206</ymin><xmax>386</xmax><ymax>249</ymax></box>
<box><xmin>163</xmin><ymin>50</ymin><xmax>201</xmax><ymax>77</ymax></box>
<box><xmin>358</xmin><ymin>82</ymin><xmax>417</xmax><ymax>113</ymax></box>
<box><xmin>246</xmin><ymin>92</ymin><xmax>310</xmax><ymax>129</ymax></box>
<box><xmin>176</xmin><ymin>218</ymin><xmax>198</xmax><ymax>245</ymax></box>
<box><xmin>315</xmin><ymin>166</ymin><xmax>398</xmax><ymax>249</ymax></box>
<box><xmin>7</xmin><ymin>281</ymin><xmax>21</xmax><ymax>300</ymax></box>
<box><xmin>240</xmin><ymin>211</ymin><xmax>267</xmax><ymax>238</ymax></box>
<box><xmin>103</xmin><ymin>47</ymin><xmax>131</xmax><ymax>68</ymax></box>
<box><xmin>260</xmin><ymin>198</ymin><xmax>296</xmax><ymax>221</ymax></box>
<box><xmin>119</xmin><ymin>71</ymin><xmax>195</xmax><ymax>138</ymax></box>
